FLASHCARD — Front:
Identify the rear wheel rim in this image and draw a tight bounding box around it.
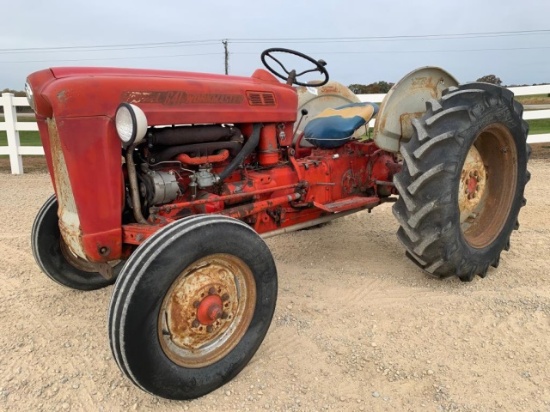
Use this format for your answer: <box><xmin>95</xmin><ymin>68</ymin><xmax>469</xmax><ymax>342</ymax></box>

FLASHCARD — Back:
<box><xmin>458</xmin><ymin>123</ymin><xmax>518</xmax><ymax>248</ymax></box>
<box><xmin>158</xmin><ymin>253</ymin><xmax>256</xmax><ymax>368</ymax></box>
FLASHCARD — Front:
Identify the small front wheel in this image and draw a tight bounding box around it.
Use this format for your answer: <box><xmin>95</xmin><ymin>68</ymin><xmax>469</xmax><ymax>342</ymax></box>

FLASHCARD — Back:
<box><xmin>31</xmin><ymin>195</ymin><xmax>122</xmax><ymax>290</ymax></box>
<box><xmin>108</xmin><ymin>215</ymin><xmax>277</xmax><ymax>400</ymax></box>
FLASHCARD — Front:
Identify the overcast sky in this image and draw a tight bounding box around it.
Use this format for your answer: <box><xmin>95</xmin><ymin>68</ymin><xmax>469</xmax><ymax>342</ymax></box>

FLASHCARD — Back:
<box><xmin>1</xmin><ymin>0</ymin><xmax>549</xmax><ymax>90</ymax></box>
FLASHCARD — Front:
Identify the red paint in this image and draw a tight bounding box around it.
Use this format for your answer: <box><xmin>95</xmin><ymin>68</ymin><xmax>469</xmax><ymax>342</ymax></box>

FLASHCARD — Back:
<box><xmin>27</xmin><ymin>64</ymin><xmax>401</xmax><ymax>261</ymax></box>
<box><xmin>258</xmin><ymin>124</ymin><xmax>279</xmax><ymax>166</ymax></box>
<box><xmin>197</xmin><ymin>295</ymin><xmax>223</xmax><ymax>325</ymax></box>
<box><xmin>176</xmin><ymin>150</ymin><xmax>229</xmax><ymax>165</ymax></box>
<box><xmin>468</xmin><ymin>176</ymin><xmax>477</xmax><ymax>195</ymax></box>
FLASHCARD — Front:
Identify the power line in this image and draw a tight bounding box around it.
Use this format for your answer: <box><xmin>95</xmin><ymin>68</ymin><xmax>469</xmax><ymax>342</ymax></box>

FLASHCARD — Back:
<box><xmin>1</xmin><ymin>29</ymin><xmax>548</xmax><ymax>55</ymax></box>
<box><xmin>3</xmin><ymin>45</ymin><xmax>549</xmax><ymax>65</ymax></box>
<box><xmin>233</xmin><ymin>45</ymin><xmax>550</xmax><ymax>55</ymax></box>
<box><xmin>0</xmin><ymin>39</ymin><xmax>220</xmax><ymax>54</ymax></box>
<box><xmin>230</xmin><ymin>29</ymin><xmax>550</xmax><ymax>43</ymax></box>
<box><xmin>0</xmin><ymin>52</ymin><xmax>222</xmax><ymax>64</ymax></box>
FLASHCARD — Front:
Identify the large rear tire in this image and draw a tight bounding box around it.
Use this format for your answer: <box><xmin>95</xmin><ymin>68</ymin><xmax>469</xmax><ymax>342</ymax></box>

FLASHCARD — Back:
<box><xmin>31</xmin><ymin>195</ymin><xmax>122</xmax><ymax>290</ymax></box>
<box><xmin>393</xmin><ymin>83</ymin><xmax>530</xmax><ymax>281</ymax></box>
<box><xmin>108</xmin><ymin>215</ymin><xmax>277</xmax><ymax>400</ymax></box>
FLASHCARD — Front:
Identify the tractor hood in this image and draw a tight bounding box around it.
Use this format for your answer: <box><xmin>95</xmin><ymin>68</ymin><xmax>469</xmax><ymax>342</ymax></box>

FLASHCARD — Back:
<box><xmin>27</xmin><ymin>67</ymin><xmax>298</xmax><ymax>125</ymax></box>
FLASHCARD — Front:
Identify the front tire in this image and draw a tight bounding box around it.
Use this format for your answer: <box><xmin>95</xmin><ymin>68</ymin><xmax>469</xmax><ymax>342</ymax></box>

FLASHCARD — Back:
<box><xmin>393</xmin><ymin>83</ymin><xmax>530</xmax><ymax>281</ymax></box>
<box><xmin>108</xmin><ymin>215</ymin><xmax>277</xmax><ymax>400</ymax></box>
<box><xmin>31</xmin><ymin>195</ymin><xmax>121</xmax><ymax>290</ymax></box>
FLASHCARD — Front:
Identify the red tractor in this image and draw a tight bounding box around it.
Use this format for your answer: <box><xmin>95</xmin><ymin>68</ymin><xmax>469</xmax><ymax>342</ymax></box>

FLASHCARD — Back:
<box><xmin>26</xmin><ymin>48</ymin><xmax>529</xmax><ymax>400</ymax></box>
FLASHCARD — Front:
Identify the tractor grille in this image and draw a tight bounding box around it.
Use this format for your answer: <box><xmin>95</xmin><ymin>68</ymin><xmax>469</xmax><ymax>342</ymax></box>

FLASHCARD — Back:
<box><xmin>246</xmin><ymin>92</ymin><xmax>276</xmax><ymax>106</ymax></box>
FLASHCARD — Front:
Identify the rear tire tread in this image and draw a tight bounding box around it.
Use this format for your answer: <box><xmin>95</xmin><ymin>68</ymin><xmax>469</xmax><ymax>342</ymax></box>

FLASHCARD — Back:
<box><xmin>393</xmin><ymin>83</ymin><xmax>529</xmax><ymax>281</ymax></box>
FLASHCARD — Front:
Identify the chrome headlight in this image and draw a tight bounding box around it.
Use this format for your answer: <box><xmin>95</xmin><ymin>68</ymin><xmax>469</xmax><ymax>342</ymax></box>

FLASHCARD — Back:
<box><xmin>24</xmin><ymin>81</ymin><xmax>35</xmax><ymax>112</ymax></box>
<box><xmin>115</xmin><ymin>103</ymin><xmax>148</xmax><ymax>147</ymax></box>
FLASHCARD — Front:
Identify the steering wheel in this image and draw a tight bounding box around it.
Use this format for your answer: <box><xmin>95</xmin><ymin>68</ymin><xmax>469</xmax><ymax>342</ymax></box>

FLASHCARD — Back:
<box><xmin>261</xmin><ymin>48</ymin><xmax>329</xmax><ymax>87</ymax></box>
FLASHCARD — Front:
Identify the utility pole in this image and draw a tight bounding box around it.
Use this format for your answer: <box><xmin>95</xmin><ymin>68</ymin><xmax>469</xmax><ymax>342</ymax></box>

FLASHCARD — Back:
<box><xmin>222</xmin><ymin>39</ymin><xmax>229</xmax><ymax>75</ymax></box>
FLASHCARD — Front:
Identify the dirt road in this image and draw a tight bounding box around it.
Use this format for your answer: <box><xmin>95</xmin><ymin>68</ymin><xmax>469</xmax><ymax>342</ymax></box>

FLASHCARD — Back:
<box><xmin>0</xmin><ymin>155</ymin><xmax>549</xmax><ymax>411</ymax></box>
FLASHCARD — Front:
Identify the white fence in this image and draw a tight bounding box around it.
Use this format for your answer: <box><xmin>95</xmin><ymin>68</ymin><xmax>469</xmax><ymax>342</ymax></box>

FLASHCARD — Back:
<box><xmin>1</xmin><ymin>85</ymin><xmax>550</xmax><ymax>174</ymax></box>
<box><xmin>0</xmin><ymin>93</ymin><xmax>43</xmax><ymax>174</ymax></box>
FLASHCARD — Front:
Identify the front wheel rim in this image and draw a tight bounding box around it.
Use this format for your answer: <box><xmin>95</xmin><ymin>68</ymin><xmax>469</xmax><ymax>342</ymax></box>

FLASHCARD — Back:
<box><xmin>458</xmin><ymin>123</ymin><xmax>518</xmax><ymax>248</ymax></box>
<box><xmin>158</xmin><ymin>254</ymin><xmax>256</xmax><ymax>368</ymax></box>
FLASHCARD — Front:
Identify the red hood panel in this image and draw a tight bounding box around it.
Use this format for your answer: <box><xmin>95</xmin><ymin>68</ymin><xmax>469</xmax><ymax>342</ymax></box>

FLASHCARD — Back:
<box><xmin>30</xmin><ymin>67</ymin><xmax>297</xmax><ymax>124</ymax></box>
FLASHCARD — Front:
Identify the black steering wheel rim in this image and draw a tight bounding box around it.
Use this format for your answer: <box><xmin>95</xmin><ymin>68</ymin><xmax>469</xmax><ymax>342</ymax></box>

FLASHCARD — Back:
<box><xmin>260</xmin><ymin>48</ymin><xmax>329</xmax><ymax>87</ymax></box>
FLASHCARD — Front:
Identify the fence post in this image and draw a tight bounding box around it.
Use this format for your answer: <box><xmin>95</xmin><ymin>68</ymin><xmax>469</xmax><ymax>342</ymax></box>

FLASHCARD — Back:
<box><xmin>2</xmin><ymin>93</ymin><xmax>23</xmax><ymax>174</ymax></box>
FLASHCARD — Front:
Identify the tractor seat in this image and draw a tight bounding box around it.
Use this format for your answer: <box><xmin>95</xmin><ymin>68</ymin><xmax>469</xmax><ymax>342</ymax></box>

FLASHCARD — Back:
<box><xmin>304</xmin><ymin>102</ymin><xmax>379</xmax><ymax>149</ymax></box>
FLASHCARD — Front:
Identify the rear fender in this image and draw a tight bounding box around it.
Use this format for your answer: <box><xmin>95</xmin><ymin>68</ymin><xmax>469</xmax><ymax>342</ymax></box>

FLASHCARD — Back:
<box><xmin>373</xmin><ymin>67</ymin><xmax>458</xmax><ymax>153</ymax></box>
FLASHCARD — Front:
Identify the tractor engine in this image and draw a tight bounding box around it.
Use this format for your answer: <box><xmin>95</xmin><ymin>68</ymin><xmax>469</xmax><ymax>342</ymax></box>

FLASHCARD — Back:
<box><xmin>122</xmin><ymin>111</ymin><xmax>400</xmax><ymax>237</ymax></box>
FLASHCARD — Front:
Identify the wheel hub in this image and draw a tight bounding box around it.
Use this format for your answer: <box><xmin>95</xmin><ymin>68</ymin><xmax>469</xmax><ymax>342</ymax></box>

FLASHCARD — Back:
<box><xmin>458</xmin><ymin>124</ymin><xmax>518</xmax><ymax>248</ymax></box>
<box><xmin>158</xmin><ymin>254</ymin><xmax>256</xmax><ymax>368</ymax></box>
<box><xmin>459</xmin><ymin>145</ymin><xmax>487</xmax><ymax>225</ymax></box>
<box><xmin>196</xmin><ymin>294</ymin><xmax>223</xmax><ymax>325</ymax></box>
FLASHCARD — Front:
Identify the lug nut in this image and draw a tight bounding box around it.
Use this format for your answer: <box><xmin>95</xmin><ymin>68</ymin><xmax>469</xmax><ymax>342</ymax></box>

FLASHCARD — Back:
<box><xmin>221</xmin><ymin>312</ymin><xmax>229</xmax><ymax>319</ymax></box>
<box><xmin>192</xmin><ymin>319</ymin><xmax>200</xmax><ymax>328</ymax></box>
<box><xmin>208</xmin><ymin>287</ymin><xmax>217</xmax><ymax>295</ymax></box>
<box><xmin>206</xmin><ymin>325</ymin><xmax>213</xmax><ymax>333</ymax></box>
<box><xmin>221</xmin><ymin>293</ymin><xmax>230</xmax><ymax>301</ymax></box>
<box><xmin>193</xmin><ymin>300</ymin><xmax>200</xmax><ymax>308</ymax></box>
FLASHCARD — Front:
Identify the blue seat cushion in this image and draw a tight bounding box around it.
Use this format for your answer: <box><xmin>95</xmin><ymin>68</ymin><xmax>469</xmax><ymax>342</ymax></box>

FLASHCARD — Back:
<box><xmin>304</xmin><ymin>102</ymin><xmax>379</xmax><ymax>149</ymax></box>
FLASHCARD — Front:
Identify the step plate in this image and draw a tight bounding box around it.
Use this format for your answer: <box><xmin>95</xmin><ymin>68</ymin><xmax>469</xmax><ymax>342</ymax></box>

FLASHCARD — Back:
<box><xmin>314</xmin><ymin>196</ymin><xmax>379</xmax><ymax>213</ymax></box>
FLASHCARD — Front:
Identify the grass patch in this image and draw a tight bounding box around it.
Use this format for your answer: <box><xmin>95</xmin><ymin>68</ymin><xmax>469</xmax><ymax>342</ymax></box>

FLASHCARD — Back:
<box><xmin>0</xmin><ymin>131</ymin><xmax>42</xmax><ymax>147</ymax></box>
<box><xmin>515</xmin><ymin>94</ymin><xmax>550</xmax><ymax>105</ymax></box>
<box><xmin>0</xmin><ymin>114</ymin><xmax>41</xmax><ymax>148</ymax></box>
<box><xmin>0</xmin><ymin>114</ymin><xmax>36</xmax><ymax>122</ymax></box>
<box><xmin>527</xmin><ymin>118</ymin><xmax>550</xmax><ymax>135</ymax></box>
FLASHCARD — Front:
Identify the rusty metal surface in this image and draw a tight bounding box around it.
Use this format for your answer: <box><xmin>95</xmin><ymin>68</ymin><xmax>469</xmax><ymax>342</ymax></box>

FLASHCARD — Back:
<box><xmin>47</xmin><ymin>119</ymin><xmax>87</xmax><ymax>260</ymax></box>
<box><xmin>459</xmin><ymin>124</ymin><xmax>518</xmax><ymax>248</ymax></box>
<box><xmin>158</xmin><ymin>254</ymin><xmax>256</xmax><ymax>368</ymax></box>
<box><xmin>373</xmin><ymin>67</ymin><xmax>458</xmax><ymax>153</ymax></box>
<box><xmin>459</xmin><ymin>145</ymin><xmax>487</xmax><ymax>225</ymax></box>
<box><xmin>313</xmin><ymin>196</ymin><xmax>379</xmax><ymax>213</ymax></box>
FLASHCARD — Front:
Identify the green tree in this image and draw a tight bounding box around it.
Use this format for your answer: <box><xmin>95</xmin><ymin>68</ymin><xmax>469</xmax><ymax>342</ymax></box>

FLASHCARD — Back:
<box><xmin>348</xmin><ymin>81</ymin><xmax>394</xmax><ymax>94</ymax></box>
<box><xmin>1</xmin><ymin>88</ymin><xmax>26</xmax><ymax>97</ymax></box>
<box><xmin>476</xmin><ymin>75</ymin><xmax>502</xmax><ymax>86</ymax></box>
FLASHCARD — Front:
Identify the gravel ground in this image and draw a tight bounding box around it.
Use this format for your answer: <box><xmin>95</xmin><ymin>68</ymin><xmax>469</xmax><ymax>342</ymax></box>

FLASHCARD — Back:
<box><xmin>0</xmin><ymin>153</ymin><xmax>549</xmax><ymax>412</ymax></box>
